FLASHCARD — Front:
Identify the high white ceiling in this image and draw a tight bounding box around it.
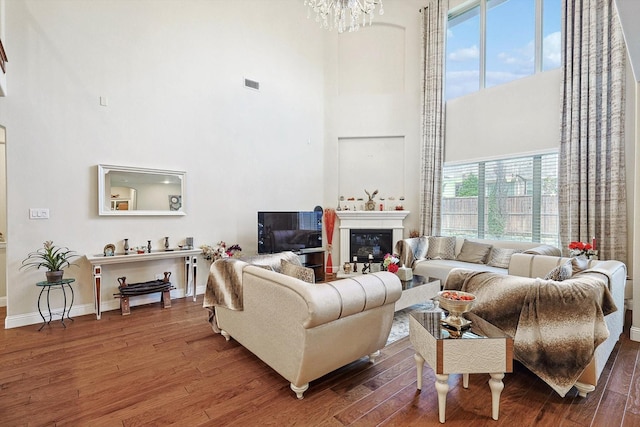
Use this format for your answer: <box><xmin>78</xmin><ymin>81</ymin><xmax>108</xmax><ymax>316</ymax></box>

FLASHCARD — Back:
<box><xmin>616</xmin><ymin>0</ymin><xmax>640</xmax><ymax>82</ymax></box>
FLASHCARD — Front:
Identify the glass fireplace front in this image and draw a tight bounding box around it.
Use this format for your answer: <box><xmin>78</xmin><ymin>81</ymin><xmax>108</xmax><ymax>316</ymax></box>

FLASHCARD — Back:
<box><xmin>350</xmin><ymin>229</ymin><xmax>393</xmax><ymax>263</ymax></box>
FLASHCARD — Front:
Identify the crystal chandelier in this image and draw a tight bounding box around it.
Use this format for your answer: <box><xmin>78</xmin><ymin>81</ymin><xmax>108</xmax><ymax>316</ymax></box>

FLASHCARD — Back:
<box><xmin>304</xmin><ymin>0</ymin><xmax>384</xmax><ymax>33</ymax></box>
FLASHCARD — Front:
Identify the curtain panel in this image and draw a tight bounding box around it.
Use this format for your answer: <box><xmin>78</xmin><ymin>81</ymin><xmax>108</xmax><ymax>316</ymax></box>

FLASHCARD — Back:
<box><xmin>559</xmin><ymin>0</ymin><xmax>627</xmax><ymax>263</ymax></box>
<box><xmin>419</xmin><ymin>0</ymin><xmax>448</xmax><ymax>237</ymax></box>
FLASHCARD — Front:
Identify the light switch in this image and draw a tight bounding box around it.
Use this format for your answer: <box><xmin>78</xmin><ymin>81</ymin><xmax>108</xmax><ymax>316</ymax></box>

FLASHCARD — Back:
<box><xmin>29</xmin><ymin>208</ymin><xmax>49</xmax><ymax>219</ymax></box>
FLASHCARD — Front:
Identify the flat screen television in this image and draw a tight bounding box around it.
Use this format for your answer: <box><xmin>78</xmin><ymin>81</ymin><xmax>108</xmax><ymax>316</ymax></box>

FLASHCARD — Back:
<box><xmin>258</xmin><ymin>211</ymin><xmax>323</xmax><ymax>254</ymax></box>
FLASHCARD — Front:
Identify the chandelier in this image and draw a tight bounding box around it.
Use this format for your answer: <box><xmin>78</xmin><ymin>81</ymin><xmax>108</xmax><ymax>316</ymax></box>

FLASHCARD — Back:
<box><xmin>304</xmin><ymin>0</ymin><xmax>384</xmax><ymax>33</ymax></box>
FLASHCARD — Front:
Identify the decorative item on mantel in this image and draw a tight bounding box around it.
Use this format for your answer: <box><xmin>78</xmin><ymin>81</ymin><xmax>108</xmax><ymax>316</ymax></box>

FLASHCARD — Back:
<box><xmin>20</xmin><ymin>240</ymin><xmax>79</xmax><ymax>282</ymax></box>
<box><xmin>200</xmin><ymin>241</ymin><xmax>242</xmax><ymax>261</ymax></box>
<box><xmin>364</xmin><ymin>189</ymin><xmax>378</xmax><ymax>211</ymax></box>
<box><xmin>568</xmin><ymin>239</ymin><xmax>598</xmax><ymax>259</ymax></box>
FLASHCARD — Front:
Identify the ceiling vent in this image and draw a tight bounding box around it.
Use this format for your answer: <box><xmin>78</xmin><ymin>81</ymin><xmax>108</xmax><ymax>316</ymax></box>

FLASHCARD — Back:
<box><xmin>244</xmin><ymin>78</ymin><xmax>260</xmax><ymax>91</ymax></box>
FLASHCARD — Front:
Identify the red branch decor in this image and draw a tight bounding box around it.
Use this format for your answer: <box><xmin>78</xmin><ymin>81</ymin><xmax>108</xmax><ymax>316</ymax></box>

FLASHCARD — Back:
<box><xmin>324</xmin><ymin>208</ymin><xmax>336</xmax><ymax>274</ymax></box>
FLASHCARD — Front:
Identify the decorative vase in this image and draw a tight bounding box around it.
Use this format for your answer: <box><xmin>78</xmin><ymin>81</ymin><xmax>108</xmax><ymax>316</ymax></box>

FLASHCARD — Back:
<box><xmin>164</xmin><ymin>237</ymin><xmax>169</xmax><ymax>250</ymax></box>
<box><xmin>124</xmin><ymin>238</ymin><xmax>129</xmax><ymax>255</ymax></box>
<box><xmin>46</xmin><ymin>270</ymin><xmax>64</xmax><ymax>283</ymax></box>
<box><xmin>147</xmin><ymin>240</ymin><xmax>152</xmax><ymax>253</ymax></box>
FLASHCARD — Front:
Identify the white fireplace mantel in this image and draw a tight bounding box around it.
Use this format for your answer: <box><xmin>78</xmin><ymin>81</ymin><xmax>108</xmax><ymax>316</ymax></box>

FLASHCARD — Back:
<box><xmin>336</xmin><ymin>210</ymin><xmax>410</xmax><ymax>268</ymax></box>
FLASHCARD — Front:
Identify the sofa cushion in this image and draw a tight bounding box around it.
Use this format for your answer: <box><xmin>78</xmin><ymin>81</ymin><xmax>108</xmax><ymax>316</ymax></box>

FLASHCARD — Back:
<box><xmin>487</xmin><ymin>247</ymin><xmax>521</xmax><ymax>268</ymax></box>
<box><xmin>456</xmin><ymin>239</ymin><xmax>492</xmax><ymax>264</ymax></box>
<box><xmin>523</xmin><ymin>245</ymin><xmax>562</xmax><ymax>256</ymax></box>
<box><xmin>240</xmin><ymin>251</ymin><xmax>301</xmax><ymax>273</ymax></box>
<box><xmin>544</xmin><ymin>260</ymin><xmax>573</xmax><ymax>281</ymax></box>
<box><xmin>426</xmin><ymin>236</ymin><xmax>456</xmax><ymax>260</ymax></box>
<box><xmin>414</xmin><ymin>259</ymin><xmax>507</xmax><ymax>283</ymax></box>
<box><xmin>281</xmin><ymin>259</ymin><xmax>315</xmax><ymax>283</ymax></box>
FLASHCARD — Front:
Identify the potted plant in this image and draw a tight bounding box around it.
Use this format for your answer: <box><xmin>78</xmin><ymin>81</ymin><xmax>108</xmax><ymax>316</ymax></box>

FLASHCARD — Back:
<box><xmin>20</xmin><ymin>240</ymin><xmax>79</xmax><ymax>282</ymax></box>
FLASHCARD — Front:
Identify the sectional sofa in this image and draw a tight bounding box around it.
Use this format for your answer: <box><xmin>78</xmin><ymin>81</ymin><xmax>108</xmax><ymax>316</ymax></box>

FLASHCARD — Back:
<box><xmin>395</xmin><ymin>236</ymin><xmax>626</xmax><ymax>397</ymax></box>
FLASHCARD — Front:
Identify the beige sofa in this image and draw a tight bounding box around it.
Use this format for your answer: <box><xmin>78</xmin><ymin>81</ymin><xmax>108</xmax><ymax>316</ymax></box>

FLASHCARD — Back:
<box><xmin>395</xmin><ymin>236</ymin><xmax>561</xmax><ymax>283</ymax></box>
<box><xmin>205</xmin><ymin>259</ymin><xmax>402</xmax><ymax>399</ymax></box>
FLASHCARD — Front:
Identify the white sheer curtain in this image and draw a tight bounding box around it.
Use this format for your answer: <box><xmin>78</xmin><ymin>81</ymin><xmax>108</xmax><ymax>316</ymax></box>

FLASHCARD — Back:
<box><xmin>419</xmin><ymin>0</ymin><xmax>448</xmax><ymax>236</ymax></box>
<box><xmin>558</xmin><ymin>0</ymin><xmax>627</xmax><ymax>263</ymax></box>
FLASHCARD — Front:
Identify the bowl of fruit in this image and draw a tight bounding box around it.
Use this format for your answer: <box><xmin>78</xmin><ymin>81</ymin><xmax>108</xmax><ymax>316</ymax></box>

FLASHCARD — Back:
<box><xmin>436</xmin><ymin>290</ymin><xmax>476</xmax><ymax>330</ymax></box>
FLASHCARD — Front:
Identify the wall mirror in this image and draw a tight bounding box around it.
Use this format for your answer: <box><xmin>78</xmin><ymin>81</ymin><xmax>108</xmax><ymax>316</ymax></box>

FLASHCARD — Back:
<box><xmin>98</xmin><ymin>165</ymin><xmax>186</xmax><ymax>216</ymax></box>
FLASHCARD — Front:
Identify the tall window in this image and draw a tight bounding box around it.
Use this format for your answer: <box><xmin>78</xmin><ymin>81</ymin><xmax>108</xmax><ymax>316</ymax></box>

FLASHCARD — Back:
<box><xmin>445</xmin><ymin>0</ymin><xmax>561</xmax><ymax>100</ymax></box>
<box><xmin>441</xmin><ymin>152</ymin><xmax>559</xmax><ymax>246</ymax></box>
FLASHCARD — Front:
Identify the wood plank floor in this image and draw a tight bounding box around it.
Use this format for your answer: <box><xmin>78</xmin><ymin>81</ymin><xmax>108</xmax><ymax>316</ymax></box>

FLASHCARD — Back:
<box><xmin>0</xmin><ymin>299</ymin><xmax>638</xmax><ymax>426</ymax></box>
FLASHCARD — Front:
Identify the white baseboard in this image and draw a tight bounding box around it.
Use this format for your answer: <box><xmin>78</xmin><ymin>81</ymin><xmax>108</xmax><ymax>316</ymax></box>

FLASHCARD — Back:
<box><xmin>4</xmin><ymin>287</ymin><xmax>205</xmax><ymax>329</ymax></box>
<box><xmin>631</xmin><ymin>326</ymin><xmax>640</xmax><ymax>343</ymax></box>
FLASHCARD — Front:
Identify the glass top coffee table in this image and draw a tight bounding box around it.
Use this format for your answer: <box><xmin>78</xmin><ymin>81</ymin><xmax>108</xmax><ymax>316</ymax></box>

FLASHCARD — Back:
<box><xmin>394</xmin><ymin>275</ymin><xmax>440</xmax><ymax>311</ymax></box>
<box><xmin>409</xmin><ymin>309</ymin><xmax>513</xmax><ymax>423</ymax></box>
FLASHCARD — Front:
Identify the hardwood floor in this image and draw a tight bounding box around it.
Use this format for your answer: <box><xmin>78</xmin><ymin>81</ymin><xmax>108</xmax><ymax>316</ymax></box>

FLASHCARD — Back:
<box><xmin>0</xmin><ymin>299</ymin><xmax>638</xmax><ymax>426</ymax></box>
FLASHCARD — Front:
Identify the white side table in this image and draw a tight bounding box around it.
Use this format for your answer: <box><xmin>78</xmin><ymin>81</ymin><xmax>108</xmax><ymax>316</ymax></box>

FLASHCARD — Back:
<box><xmin>409</xmin><ymin>311</ymin><xmax>513</xmax><ymax>423</ymax></box>
<box><xmin>86</xmin><ymin>249</ymin><xmax>201</xmax><ymax>319</ymax></box>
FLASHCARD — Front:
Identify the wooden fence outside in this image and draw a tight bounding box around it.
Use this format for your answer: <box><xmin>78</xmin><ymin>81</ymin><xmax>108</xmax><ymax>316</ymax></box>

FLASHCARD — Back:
<box><xmin>441</xmin><ymin>195</ymin><xmax>559</xmax><ymax>245</ymax></box>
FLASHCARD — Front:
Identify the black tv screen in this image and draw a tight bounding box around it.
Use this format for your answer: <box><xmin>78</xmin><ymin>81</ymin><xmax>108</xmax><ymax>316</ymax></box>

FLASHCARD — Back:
<box><xmin>258</xmin><ymin>211</ymin><xmax>323</xmax><ymax>254</ymax></box>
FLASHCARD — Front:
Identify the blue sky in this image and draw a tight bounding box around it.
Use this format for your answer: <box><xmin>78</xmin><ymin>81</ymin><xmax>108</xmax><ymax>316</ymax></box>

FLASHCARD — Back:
<box><xmin>446</xmin><ymin>0</ymin><xmax>561</xmax><ymax>100</ymax></box>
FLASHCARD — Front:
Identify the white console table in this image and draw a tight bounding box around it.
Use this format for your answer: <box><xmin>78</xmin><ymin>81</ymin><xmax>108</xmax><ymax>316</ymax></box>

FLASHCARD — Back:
<box><xmin>86</xmin><ymin>249</ymin><xmax>201</xmax><ymax>319</ymax></box>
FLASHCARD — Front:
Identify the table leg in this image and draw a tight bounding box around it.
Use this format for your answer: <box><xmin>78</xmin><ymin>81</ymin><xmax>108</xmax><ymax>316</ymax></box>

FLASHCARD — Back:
<box><xmin>37</xmin><ymin>286</ymin><xmax>47</xmax><ymax>331</ymax></box>
<box><xmin>93</xmin><ymin>265</ymin><xmax>102</xmax><ymax>320</ymax></box>
<box><xmin>67</xmin><ymin>283</ymin><xmax>75</xmax><ymax>322</ymax></box>
<box><xmin>184</xmin><ymin>255</ymin><xmax>191</xmax><ymax>299</ymax></box>
<box><xmin>60</xmin><ymin>284</ymin><xmax>67</xmax><ymax>328</ymax></box>
<box><xmin>414</xmin><ymin>353</ymin><xmax>425</xmax><ymax>390</ymax></box>
<box><xmin>463</xmin><ymin>373</ymin><xmax>469</xmax><ymax>388</ymax></box>
<box><xmin>192</xmin><ymin>256</ymin><xmax>197</xmax><ymax>301</ymax></box>
<box><xmin>46</xmin><ymin>287</ymin><xmax>53</xmax><ymax>324</ymax></box>
<box><xmin>435</xmin><ymin>374</ymin><xmax>450</xmax><ymax>423</ymax></box>
<box><xmin>489</xmin><ymin>372</ymin><xmax>505</xmax><ymax>420</ymax></box>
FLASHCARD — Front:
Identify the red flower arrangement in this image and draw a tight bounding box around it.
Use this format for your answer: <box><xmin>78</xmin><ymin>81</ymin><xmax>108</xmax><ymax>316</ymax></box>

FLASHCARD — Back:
<box><xmin>382</xmin><ymin>253</ymin><xmax>400</xmax><ymax>273</ymax></box>
<box><xmin>568</xmin><ymin>241</ymin><xmax>597</xmax><ymax>258</ymax></box>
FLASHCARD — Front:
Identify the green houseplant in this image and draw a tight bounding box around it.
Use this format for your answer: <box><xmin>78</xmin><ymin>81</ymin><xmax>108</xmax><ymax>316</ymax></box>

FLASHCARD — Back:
<box><xmin>21</xmin><ymin>240</ymin><xmax>79</xmax><ymax>282</ymax></box>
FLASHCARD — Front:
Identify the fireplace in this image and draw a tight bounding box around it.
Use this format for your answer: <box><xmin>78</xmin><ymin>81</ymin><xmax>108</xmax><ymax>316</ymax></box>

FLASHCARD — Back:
<box><xmin>335</xmin><ymin>210</ymin><xmax>410</xmax><ymax>271</ymax></box>
<box><xmin>350</xmin><ymin>229</ymin><xmax>393</xmax><ymax>262</ymax></box>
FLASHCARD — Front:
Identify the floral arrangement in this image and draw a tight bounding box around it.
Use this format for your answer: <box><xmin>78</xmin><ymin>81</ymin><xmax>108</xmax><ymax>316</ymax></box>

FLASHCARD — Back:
<box><xmin>382</xmin><ymin>253</ymin><xmax>400</xmax><ymax>273</ymax></box>
<box><xmin>200</xmin><ymin>241</ymin><xmax>242</xmax><ymax>261</ymax></box>
<box><xmin>568</xmin><ymin>241</ymin><xmax>598</xmax><ymax>258</ymax></box>
<box><xmin>20</xmin><ymin>240</ymin><xmax>79</xmax><ymax>272</ymax></box>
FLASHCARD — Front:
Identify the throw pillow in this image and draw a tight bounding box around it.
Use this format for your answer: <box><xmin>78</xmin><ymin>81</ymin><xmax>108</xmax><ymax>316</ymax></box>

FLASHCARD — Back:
<box><xmin>487</xmin><ymin>248</ymin><xmax>521</xmax><ymax>269</ymax></box>
<box><xmin>426</xmin><ymin>236</ymin><xmax>456</xmax><ymax>260</ymax></box>
<box><xmin>281</xmin><ymin>259</ymin><xmax>315</xmax><ymax>283</ymax></box>
<box><xmin>571</xmin><ymin>256</ymin><xmax>589</xmax><ymax>275</ymax></box>
<box><xmin>544</xmin><ymin>260</ymin><xmax>573</xmax><ymax>281</ymax></box>
<box><xmin>456</xmin><ymin>240</ymin><xmax>493</xmax><ymax>264</ymax></box>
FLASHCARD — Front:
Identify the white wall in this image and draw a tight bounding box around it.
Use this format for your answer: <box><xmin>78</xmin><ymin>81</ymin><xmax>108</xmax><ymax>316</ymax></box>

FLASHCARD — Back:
<box><xmin>0</xmin><ymin>0</ymin><xmax>326</xmax><ymax>325</ymax></box>
<box><xmin>445</xmin><ymin>69</ymin><xmax>563</xmax><ymax>162</ymax></box>
<box><xmin>323</xmin><ymin>0</ymin><xmax>425</xmax><ymax>251</ymax></box>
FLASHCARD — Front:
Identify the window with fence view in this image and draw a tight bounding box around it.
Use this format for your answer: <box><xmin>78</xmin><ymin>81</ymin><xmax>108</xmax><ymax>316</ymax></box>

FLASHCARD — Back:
<box><xmin>442</xmin><ymin>152</ymin><xmax>559</xmax><ymax>247</ymax></box>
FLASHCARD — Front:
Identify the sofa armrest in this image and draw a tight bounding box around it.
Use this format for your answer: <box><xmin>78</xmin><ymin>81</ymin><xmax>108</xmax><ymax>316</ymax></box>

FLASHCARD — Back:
<box><xmin>244</xmin><ymin>267</ymin><xmax>402</xmax><ymax>329</ymax></box>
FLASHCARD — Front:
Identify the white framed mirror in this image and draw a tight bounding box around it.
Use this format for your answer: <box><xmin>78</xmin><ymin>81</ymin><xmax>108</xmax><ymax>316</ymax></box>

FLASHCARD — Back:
<box><xmin>98</xmin><ymin>165</ymin><xmax>186</xmax><ymax>216</ymax></box>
